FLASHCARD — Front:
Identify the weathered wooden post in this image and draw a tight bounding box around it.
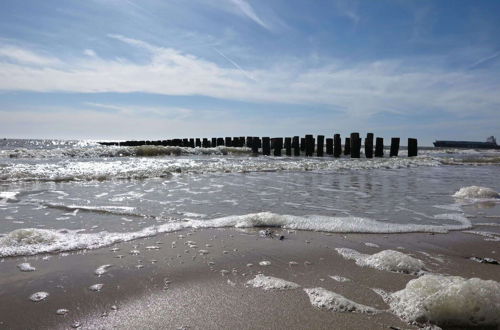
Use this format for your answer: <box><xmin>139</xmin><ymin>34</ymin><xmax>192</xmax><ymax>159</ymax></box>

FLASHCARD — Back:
<box><xmin>202</xmin><ymin>138</ymin><xmax>209</xmax><ymax>148</ymax></box>
<box><xmin>189</xmin><ymin>138</ymin><xmax>195</xmax><ymax>148</ymax></box>
<box><xmin>284</xmin><ymin>137</ymin><xmax>292</xmax><ymax>156</ymax></box>
<box><xmin>365</xmin><ymin>133</ymin><xmax>374</xmax><ymax>158</ymax></box>
<box><xmin>408</xmin><ymin>138</ymin><xmax>418</xmax><ymax>157</ymax></box>
<box><xmin>211</xmin><ymin>138</ymin><xmax>216</xmax><ymax>147</ymax></box>
<box><xmin>246</xmin><ymin>136</ymin><xmax>253</xmax><ymax>147</ymax></box>
<box><xmin>195</xmin><ymin>138</ymin><xmax>201</xmax><ymax>148</ymax></box>
<box><xmin>217</xmin><ymin>138</ymin><xmax>224</xmax><ymax>146</ymax></box>
<box><xmin>273</xmin><ymin>138</ymin><xmax>283</xmax><ymax>156</ymax></box>
<box><xmin>326</xmin><ymin>138</ymin><xmax>333</xmax><ymax>155</ymax></box>
<box><xmin>262</xmin><ymin>137</ymin><xmax>271</xmax><ymax>155</ymax></box>
<box><xmin>344</xmin><ymin>137</ymin><xmax>351</xmax><ymax>155</ymax></box>
<box><xmin>251</xmin><ymin>137</ymin><xmax>260</xmax><ymax>154</ymax></box>
<box><xmin>375</xmin><ymin>137</ymin><xmax>384</xmax><ymax>157</ymax></box>
<box><xmin>246</xmin><ymin>137</ymin><xmax>252</xmax><ymax>149</ymax></box>
<box><xmin>334</xmin><ymin>134</ymin><xmax>342</xmax><ymax>157</ymax></box>
<box><xmin>300</xmin><ymin>138</ymin><xmax>306</xmax><ymax>152</ymax></box>
<box><xmin>350</xmin><ymin>133</ymin><xmax>360</xmax><ymax>158</ymax></box>
<box><xmin>317</xmin><ymin>135</ymin><xmax>324</xmax><ymax>157</ymax></box>
<box><xmin>305</xmin><ymin>135</ymin><xmax>314</xmax><ymax>157</ymax></box>
<box><xmin>390</xmin><ymin>137</ymin><xmax>400</xmax><ymax>157</ymax></box>
<box><xmin>225</xmin><ymin>137</ymin><xmax>232</xmax><ymax>147</ymax></box>
<box><xmin>293</xmin><ymin>136</ymin><xmax>300</xmax><ymax>156</ymax></box>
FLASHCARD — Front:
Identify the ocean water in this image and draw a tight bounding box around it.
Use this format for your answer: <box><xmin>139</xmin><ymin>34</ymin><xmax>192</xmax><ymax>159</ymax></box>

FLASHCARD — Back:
<box><xmin>1</xmin><ymin>139</ymin><xmax>499</xmax><ymax>257</ymax></box>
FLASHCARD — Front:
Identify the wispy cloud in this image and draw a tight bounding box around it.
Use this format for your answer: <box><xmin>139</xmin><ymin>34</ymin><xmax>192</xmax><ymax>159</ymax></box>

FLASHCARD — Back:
<box><xmin>228</xmin><ymin>0</ymin><xmax>270</xmax><ymax>30</ymax></box>
<box><xmin>0</xmin><ymin>45</ymin><xmax>61</xmax><ymax>66</ymax></box>
<box><xmin>0</xmin><ymin>37</ymin><xmax>499</xmax><ymax>122</ymax></box>
<box><xmin>334</xmin><ymin>0</ymin><xmax>360</xmax><ymax>26</ymax></box>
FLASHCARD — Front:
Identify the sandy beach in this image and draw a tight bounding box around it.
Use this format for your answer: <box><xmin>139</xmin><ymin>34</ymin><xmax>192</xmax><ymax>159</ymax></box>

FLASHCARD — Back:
<box><xmin>1</xmin><ymin>225</ymin><xmax>498</xmax><ymax>330</ymax></box>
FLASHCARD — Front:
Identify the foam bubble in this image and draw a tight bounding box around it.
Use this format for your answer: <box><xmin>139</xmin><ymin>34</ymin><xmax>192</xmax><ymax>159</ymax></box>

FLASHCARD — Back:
<box><xmin>0</xmin><ymin>191</ymin><xmax>19</xmax><ymax>201</ymax></box>
<box><xmin>388</xmin><ymin>274</ymin><xmax>500</xmax><ymax>327</ymax></box>
<box><xmin>94</xmin><ymin>264</ymin><xmax>112</xmax><ymax>276</ymax></box>
<box><xmin>259</xmin><ymin>261</ymin><xmax>271</xmax><ymax>266</ymax></box>
<box><xmin>30</xmin><ymin>291</ymin><xmax>49</xmax><ymax>302</ymax></box>
<box><xmin>335</xmin><ymin>248</ymin><xmax>426</xmax><ymax>275</ymax></box>
<box><xmin>56</xmin><ymin>308</ymin><xmax>69</xmax><ymax>315</ymax></box>
<box><xmin>246</xmin><ymin>274</ymin><xmax>300</xmax><ymax>291</ymax></box>
<box><xmin>304</xmin><ymin>287</ymin><xmax>379</xmax><ymax>314</ymax></box>
<box><xmin>88</xmin><ymin>284</ymin><xmax>103</xmax><ymax>292</ymax></box>
<box><xmin>329</xmin><ymin>275</ymin><xmax>350</xmax><ymax>282</ymax></box>
<box><xmin>17</xmin><ymin>262</ymin><xmax>36</xmax><ymax>272</ymax></box>
<box><xmin>453</xmin><ymin>186</ymin><xmax>500</xmax><ymax>199</ymax></box>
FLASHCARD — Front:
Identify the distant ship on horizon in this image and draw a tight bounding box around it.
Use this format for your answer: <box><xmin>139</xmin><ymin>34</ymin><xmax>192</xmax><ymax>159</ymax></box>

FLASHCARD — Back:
<box><xmin>433</xmin><ymin>136</ymin><xmax>499</xmax><ymax>149</ymax></box>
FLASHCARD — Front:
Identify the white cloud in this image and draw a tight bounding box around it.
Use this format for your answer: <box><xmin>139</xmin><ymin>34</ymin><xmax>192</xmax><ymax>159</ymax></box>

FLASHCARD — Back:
<box><xmin>0</xmin><ymin>37</ymin><xmax>499</xmax><ymax>122</ymax></box>
<box><xmin>84</xmin><ymin>49</ymin><xmax>97</xmax><ymax>57</ymax></box>
<box><xmin>0</xmin><ymin>45</ymin><xmax>61</xmax><ymax>66</ymax></box>
<box><xmin>228</xmin><ymin>0</ymin><xmax>270</xmax><ymax>30</ymax></box>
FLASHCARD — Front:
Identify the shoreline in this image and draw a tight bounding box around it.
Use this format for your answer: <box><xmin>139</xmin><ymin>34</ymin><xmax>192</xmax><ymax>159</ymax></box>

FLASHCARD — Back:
<box><xmin>1</xmin><ymin>228</ymin><xmax>499</xmax><ymax>329</ymax></box>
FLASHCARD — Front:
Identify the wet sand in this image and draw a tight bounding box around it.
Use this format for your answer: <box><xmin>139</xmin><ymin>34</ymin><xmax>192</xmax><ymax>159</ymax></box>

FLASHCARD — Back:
<box><xmin>0</xmin><ymin>226</ymin><xmax>499</xmax><ymax>330</ymax></box>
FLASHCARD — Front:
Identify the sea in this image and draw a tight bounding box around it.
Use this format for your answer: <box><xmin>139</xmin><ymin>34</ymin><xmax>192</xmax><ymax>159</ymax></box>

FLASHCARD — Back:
<box><xmin>1</xmin><ymin>139</ymin><xmax>499</xmax><ymax>258</ymax></box>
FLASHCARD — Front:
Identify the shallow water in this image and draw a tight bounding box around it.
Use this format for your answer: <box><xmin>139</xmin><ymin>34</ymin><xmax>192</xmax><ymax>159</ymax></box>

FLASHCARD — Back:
<box><xmin>1</xmin><ymin>139</ymin><xmax>499</xmax><ymax>257</ymax></box>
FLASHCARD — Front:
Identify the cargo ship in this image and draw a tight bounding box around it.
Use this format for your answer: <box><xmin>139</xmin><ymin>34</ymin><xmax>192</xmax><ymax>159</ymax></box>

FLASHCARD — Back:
<box><xmin>433</xmin><ymin>136</ymin><xmax>499</xmax><ymax>149</ymax></box>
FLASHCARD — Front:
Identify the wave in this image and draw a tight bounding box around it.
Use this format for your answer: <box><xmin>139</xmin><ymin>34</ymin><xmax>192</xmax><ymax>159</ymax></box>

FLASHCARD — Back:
<box><xmin>1</xmin><ymin>145</ymin><xmax>251</xmax><ymax>159</ymax></box>
<box><xmin>0</xmin><ymin>156</ymin><xmax>440</xmax><ymax>182</ymax></box>
<box><xmin>0</xmin><ymin>211</ymin><xmax>471</xmax><ymax>257</ymax></box>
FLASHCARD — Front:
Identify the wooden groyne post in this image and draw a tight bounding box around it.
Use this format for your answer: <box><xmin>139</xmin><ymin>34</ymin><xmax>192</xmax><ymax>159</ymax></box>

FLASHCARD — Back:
<box><xmin>317</xmin><ymin>135</ymin><xmax>324</xmax><ymax>157</ymax></box>
<box><xmin>262</xmin><ymin>137</ymin><xmax>271</xmax><ymax>156</ymax></box>
<box><xmin>408</xmin><ymin>138</ymin><xmax>418</xmax><ymax>157</ymax></box>
<box><xmin>326</xmin><ymin>138</ymin><xmax>333</xmax><ymax>155</ymax></box>
<box><xmin>284</xmin><ymin>137</ymin><xmax>292</xmax><ymax>156</ymax></box>
<box><xmin>334</xmin><ymin>134</ymin><xmax>342</xmax><ymax>157</ymax></box>
<box><xmin>305</xmin><ymin>135</ymin><xmax>314</xmax><ymax>157</ymax></box>
<box><xmin>375</xmin><ymin>137</ymin><xmax>384</xmax><ymax>157</ymax></box>
<box><xmin>365</xmin><ymin>133</ymin><xmax>374</xmax><ymax>158</ymax></box>
<box><xmin>344</xmin><ymin>137</ymin><xmax>351</xmax><ymax>155</ymax></box>
<box><xmin>350</xmin><ymin>133</ymin><xmax>361</xmax><ymax>158</ymax></box>
<box><xmin>293</xmin><ymin>136</ymin><xmax>300</xmax><ymax>156</ymax></box>
<box><xmin>390</xmin><ymin>137</ymin><xmax>400</xmax><ymax>157</ymax></box>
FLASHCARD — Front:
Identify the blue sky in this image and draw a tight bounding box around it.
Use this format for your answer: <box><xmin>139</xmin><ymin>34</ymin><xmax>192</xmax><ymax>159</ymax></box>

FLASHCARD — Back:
<box><xmin>1</xmin><ymin>0</ymin><xmax>499</xmax><ymax>145</ymax></box>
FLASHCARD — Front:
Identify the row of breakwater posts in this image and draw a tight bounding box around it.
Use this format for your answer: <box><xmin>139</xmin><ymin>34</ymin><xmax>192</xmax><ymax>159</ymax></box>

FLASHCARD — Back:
<box><xmin>99</xmin><ymin>133</ymin><xmax>418</xmax><ymax>158</ymax></box>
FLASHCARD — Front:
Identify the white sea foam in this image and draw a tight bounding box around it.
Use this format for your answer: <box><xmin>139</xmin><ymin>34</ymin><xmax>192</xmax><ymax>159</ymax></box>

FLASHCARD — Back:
<box><xmin>246</xmin><ymin>274</ymin><xmax>300</xmax><ymax>291</ymax></box>
<box><xmin>94</xmin><ymin>264</ymin><xmax>112</xmax><ymax>276</ymax></box>
<box><xmin>0</xmin><ymin>191</ymin><xmax>19</xmax><ymax>201</ymax></box>
<box><xmin>329</xmin><ymin>275</ymin><xmax>351</xmax><ymax>282</ymax></box>
<box><xmin>335</xmin><ymin>248</ymin><xmax>426</xmax><ymax>275</ymax></box>
<box><xmin>17</xmin><ymin>262</ymin><xmax>36</xmax><ymax>272</ymax></box>
<box><xmin>453</xmin><ymin>186</ymin><xmax>500</xmax><ymax>199</ymax></box>
<box><xmin>89</xmin><ymin>284</ymin><xmax>104</xmax><ymax>292</ymax></box>
<box><xmin>30</xmin><ymin>291</ymin><xmax>49</xmax><ymax>302</ymax></box>
<box><xmin>387</xmin><ymin>274</ymin><xmax>500</xmax><ymax>327</ymax></box>
<box><xmin>304</xmin><ymin>287</ymin><xmax>379</xmax><ymax>314</ymax></box>
<box><xmin>0</xmin><ymin>212</ymin><xmax>473</xmax><ymax>257</ymax></box>
<box><xmin>0</xmin><ymin>155</ymin><xmax>440</xmax><ymax>182</ymax></box>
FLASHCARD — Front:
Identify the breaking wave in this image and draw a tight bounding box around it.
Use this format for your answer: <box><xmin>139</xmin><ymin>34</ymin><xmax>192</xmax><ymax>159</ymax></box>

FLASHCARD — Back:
<box><xmin>0</xmin><ymin>211</ymin><xmax>471</xmax><ymax>257</ymax></box>
<box><xmin>0</xmin><ymin>156</ymin><xmax>440</xmax><ymax>182</ymax></box>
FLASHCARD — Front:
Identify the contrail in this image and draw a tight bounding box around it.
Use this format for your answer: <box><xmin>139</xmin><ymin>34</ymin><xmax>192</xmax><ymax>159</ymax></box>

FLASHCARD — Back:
<box><xmin>213</xmin><ymin>47</ymin><xmax>257</xmax><ymax>82</ymax></box>
<box><xmin>468</xmin><ymin>50</ymin><xmax>500</xmax><ymax>69</ymax></box>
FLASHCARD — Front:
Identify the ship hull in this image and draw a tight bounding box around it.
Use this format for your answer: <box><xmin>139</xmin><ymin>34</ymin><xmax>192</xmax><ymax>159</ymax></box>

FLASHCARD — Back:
<box><xmin>433</xmin><ymin>141</ymin><xmax>499</xmax><ymax>149</ymax></box>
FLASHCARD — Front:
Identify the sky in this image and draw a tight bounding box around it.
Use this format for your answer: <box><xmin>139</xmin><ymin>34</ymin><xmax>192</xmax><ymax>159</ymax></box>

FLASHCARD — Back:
<box><xmin>1</xmin><ymin>0</ymin><xmax>500</xmax><ymax>145</ymax></box>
